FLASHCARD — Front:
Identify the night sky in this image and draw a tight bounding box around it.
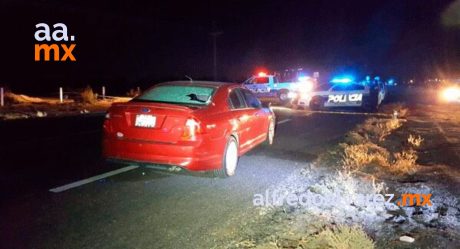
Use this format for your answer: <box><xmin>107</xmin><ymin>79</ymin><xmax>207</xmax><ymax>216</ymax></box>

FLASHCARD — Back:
<box><xmin>1</xmin><ymin>0</ymin><xmax>459</xmax><ymax>94</ymax></box>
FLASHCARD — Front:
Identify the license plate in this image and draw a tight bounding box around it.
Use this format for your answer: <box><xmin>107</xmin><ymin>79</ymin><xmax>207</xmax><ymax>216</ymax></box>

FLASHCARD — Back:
<box><xmin>135</xmin><ymin>114</ymin><xmax>156</xmax><ymax>128</ymax></box>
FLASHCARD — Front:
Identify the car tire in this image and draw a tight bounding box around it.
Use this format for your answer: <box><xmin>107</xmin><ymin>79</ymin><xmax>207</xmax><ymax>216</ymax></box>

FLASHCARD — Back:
<box><xmin>263</xmin><ymin>119</ymin><xmax>276</xmax><ymax>146</ymax></box>
<box><xmin>309</xmin><ymin>96</ymin><xmax>323</xmax><ymax>111</ymax></box>
<box><xmin>214</xmin><ymin>136</ymin><xmax>239</xmax><ymax>178</ymax></box>
<box><xmin>278</xmin><ymin>90</ymin><xmax>290</xmax><ymax>106</ymax></box>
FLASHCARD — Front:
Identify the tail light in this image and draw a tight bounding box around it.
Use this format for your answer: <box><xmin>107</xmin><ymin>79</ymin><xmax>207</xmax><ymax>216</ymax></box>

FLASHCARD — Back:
<box><xmin>181</xmin><ymin>118</ymin><xmax>202</xmax><ymax>141</ymax></box>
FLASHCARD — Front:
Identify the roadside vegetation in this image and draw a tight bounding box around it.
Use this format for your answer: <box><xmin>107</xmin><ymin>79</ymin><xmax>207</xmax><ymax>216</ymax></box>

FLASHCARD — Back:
<box><xmin>303</xmin><ymin>225</ymin><xmax>375</xmax><ymax>249</ymax></box>
<box><xmin>0</xmin><ymin>89</ymin><xmax>130</xmax><ymax>120</ymax></box>
<box><xmin>318</xmin><ymin>103</ymin><xmax>423</xmax><ymax>177</ymax></box>
<box><xmin>228</xmin><ymin>103</ymin><xmax>460</xmax><ymax>249</ymax></box>
<box><xmin>81</xmin><ymin>85</ymin><xmax>97</xmax><ymax>104</ymax></box>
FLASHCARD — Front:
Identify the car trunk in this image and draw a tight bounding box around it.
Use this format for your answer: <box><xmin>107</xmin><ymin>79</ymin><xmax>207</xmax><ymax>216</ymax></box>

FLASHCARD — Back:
<box><xmin>107</xmin><ymin>102</ymin><xmax>198</xmax><ymax>144</ymax></box>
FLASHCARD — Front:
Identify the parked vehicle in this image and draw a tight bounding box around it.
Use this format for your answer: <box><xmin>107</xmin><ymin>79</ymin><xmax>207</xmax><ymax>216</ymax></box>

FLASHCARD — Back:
<box><xmin>243</xmin><ymin>71</ymin><xmax>315</xmax><ymax>106</ymax></box>
<box><xmin>296</xmin><ymin>78</ymin><xmax>386</xmax><ymax>111</ymax></box>
<box><xmin>103</xmin><ymin>81</ymin><xmax>275</xmax><ymax>177</ymax></box>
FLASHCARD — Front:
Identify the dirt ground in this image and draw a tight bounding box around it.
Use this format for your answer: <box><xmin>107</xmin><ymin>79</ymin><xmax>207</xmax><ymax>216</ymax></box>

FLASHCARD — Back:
<box><xmin>219</xmin><ymin>103</ymin><xmax>460</xmax><ymax>249</ymax></box>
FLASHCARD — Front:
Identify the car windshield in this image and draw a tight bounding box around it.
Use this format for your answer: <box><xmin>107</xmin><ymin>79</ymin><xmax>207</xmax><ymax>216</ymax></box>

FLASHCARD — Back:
<box><xmin>134</xmin><ymin>85</ymin><xmax>215</xmax><ymax>106</ymax></box>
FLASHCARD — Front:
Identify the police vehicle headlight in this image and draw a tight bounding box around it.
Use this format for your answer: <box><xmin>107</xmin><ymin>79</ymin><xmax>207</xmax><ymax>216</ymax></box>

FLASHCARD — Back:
<box><xmin>441</xmin><ymin>87</ymin><xmax>460</xmax><ymax>102</ymax></box>
<box><xmin>300</xmin><ymin>92</ymin><xmax>311</xmax><ymax>100</ymax></box>
<box><xmin>303</xmin><ymin>81</ymin><xmax>313</xmax><ymax>92</ymax></box>
<box><xmin>288</xmin><ymin>92</ymin><xmax>297</xmax><ymax>99</ymax></box>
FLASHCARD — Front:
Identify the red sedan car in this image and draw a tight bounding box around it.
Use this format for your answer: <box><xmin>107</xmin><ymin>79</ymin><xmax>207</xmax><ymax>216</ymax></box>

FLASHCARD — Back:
<box><xmin>103</xmin><ymin>81</ymin><xmax>275</xmax><ymax>177</ymax></box>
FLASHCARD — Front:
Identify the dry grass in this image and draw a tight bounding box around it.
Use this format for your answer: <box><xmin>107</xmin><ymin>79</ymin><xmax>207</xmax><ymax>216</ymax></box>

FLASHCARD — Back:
<box><xmin>344</xmin><ymin>131</ymin><xmax>367</xmax><ymax>145</ymax></box>
<box><xmin>341</xmin><ymin>140</ymin><xmax>419</xmax><ymax>175</ymax></box>
<box><xmin>81</xmin><ymin>86</ymin><xmax>97</xmax><ymax>104</ymax></box>
<box><xmin>5</xmin><ymin>92</ymin><xmax>45</xmax><ymax>104</ymax></box>
<box><xmin>322</xmin><ymin>109</ymin><xmax>421</xmax><ymax>176</ymax></box>
<box><xmin>4</xmin><ymin>92</ymin><xmax>72</xmax><ymax>104</ymax></box>
<box><xmin>302</xmin><ymin>225</ymin><xmax>375</xmax><ymax>249</ymax></box>
<box><xmin>356</xmin><ymin>118</ymin><xmax>402</xmax><ymax>142</ymax></box>
<box><xmin>341</xmin><ymin>142</ymin><xmax>390</xmax><ymax>171</ymax></box>
<box><xmin>391</xmin><ymin>149</ymin><xmax>418</xmax><ymax>175</ymax></box>
<box><xmin>340</xmin><ymin>117</ymin><xmax>422</xmax><ymax>176</ymax></box>
<box><xmin>407</xmin><ymin>134</ymin><xmax>424</xmax><ymax>148</ymax></box>
<box><xmin>375</xmin><ymin>119</ymin><xmax>401</xmax><ymax>142</ymax></box>
<box><xmin>387</xmin><ymin>135</ymin><xmax>422</xmax><ymax>174</ymax></box>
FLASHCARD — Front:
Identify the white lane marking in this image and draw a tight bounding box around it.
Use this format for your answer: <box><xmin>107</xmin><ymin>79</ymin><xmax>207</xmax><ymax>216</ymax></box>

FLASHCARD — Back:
<box><xmin>49</xmin><ymin>165</ymin><xmax>139</xmax><ymax>193</ymax></box>
<box><xmin>277</xmin><ymin>119</ymin><xmax>292</xmax><ymax>125</ymax></box>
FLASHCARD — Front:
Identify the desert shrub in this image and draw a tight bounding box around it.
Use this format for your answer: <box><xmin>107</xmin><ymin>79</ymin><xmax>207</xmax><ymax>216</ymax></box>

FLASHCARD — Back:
<box><xmin>303</xmin><ymin>225</ymin><xmax>374</xmax><ymax>249</ymax></box>
<box><xmin>407</xmin><ymin>134</ymin><xmax>423</xmax><ymax>148</ymax></box>
<box><xmin>357</xmin><ymin>118</ymin><xmax>401</xmax><ymax>142</ymax></box>
<box><xmin>373</xmin><ymin>119</ymin><xmax>401</xmax><ymax>142</ymax></box>
<box><xmin>344</xmin><ymin>131</ymin><xmax>367</xmax><ymax>145</ymax></box>
<box><xmin>81</xmin><ymin>86</ymin><xmax>97</xmax><ymax>104</ymax></box>
<box><xmin>376</xmin><ymin>119</ymin><xmax>401</xmax><ymax>141</ymax></box>
<box><xmin>392</xmin><ymin>102</ymin><xmax>409</xmax><ymax>118</ymax></box>
<box><xmin>391</xmin><ymin>149</ymin><xmax>417</xmax><ymax>175</ymax></box>
<box><xmin>341</xmin><ymin>142</ymin><xmax>390</xmax><ymax>171</ymax></box>
<box><xmin>341</xmin><ymin>141</ymin><xmax>418</xmax><ymax>175</ymax></box>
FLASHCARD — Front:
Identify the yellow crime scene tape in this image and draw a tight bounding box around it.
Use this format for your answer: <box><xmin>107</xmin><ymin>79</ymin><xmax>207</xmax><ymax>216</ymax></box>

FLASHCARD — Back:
<box><xmin>303</xmin><ymin>109</ymin><xmax>395</xmax><ymax>117</ymax></box>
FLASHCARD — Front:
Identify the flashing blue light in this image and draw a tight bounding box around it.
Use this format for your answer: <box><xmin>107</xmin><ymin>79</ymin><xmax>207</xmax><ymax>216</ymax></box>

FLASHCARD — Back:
<box><xmin>331</xmin><ymin>77</ymin><xmax>354</xmax><ymax>84</ymax></box>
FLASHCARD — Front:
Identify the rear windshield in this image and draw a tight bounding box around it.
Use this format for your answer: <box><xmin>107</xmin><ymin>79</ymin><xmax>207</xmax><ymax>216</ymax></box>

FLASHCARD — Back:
<box><xmin>134</xmin><ymin>85</ymin><xmax>216</xmax><ymax>106</ymax></box>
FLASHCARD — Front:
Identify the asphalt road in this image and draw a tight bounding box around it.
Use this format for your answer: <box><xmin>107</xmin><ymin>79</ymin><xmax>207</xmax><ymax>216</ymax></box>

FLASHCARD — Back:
<box><xmin>0</xmin><ymin>107</ymin><xmax>369</xmax><ymax>249</ymax></box>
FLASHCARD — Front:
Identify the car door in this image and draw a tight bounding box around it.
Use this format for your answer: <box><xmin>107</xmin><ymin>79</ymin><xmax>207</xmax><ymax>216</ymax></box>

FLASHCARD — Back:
<box><xmin>325</xmin><ymin>84</ymin><xmax>365</xmax><ymax>107</ymax></box>
<box><xmin>227</xmin><ymin>88</ymin><xmax>254</xmax><ymax>152</ymax></box>
<box><xmin>240</xmin><ymin>88</ymin><xmax>267</xmax><ymax>146</ymax></box>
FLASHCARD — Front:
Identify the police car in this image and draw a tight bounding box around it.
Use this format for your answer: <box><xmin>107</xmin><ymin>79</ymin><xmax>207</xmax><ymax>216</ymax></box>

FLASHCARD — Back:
<box><xmin>296</xmin><ymin>77</ymin><xmax>385</xmax><ymax>111</ymax></box>
<box><xmin>243</xmin><ymin>70</ymin><xmax>315</xmax><ymax>106</ymax></box>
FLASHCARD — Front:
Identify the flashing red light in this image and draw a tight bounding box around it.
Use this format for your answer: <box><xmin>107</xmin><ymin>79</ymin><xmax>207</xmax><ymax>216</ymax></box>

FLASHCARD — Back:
<box><xmin>258</xmin><ymin>72</ymin><xmax>267</xmax><ymax>77</ymax></box>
